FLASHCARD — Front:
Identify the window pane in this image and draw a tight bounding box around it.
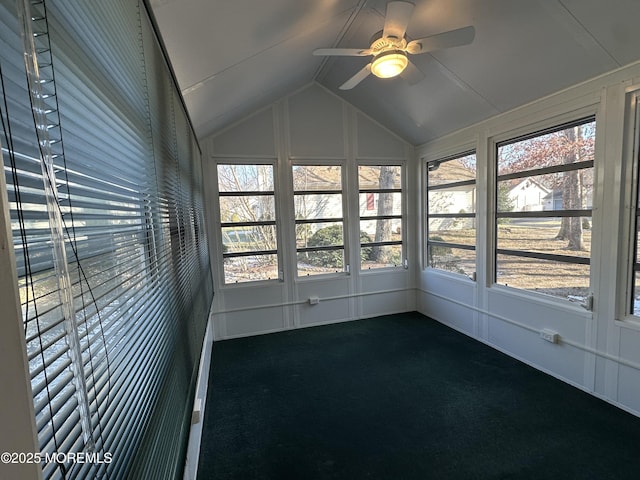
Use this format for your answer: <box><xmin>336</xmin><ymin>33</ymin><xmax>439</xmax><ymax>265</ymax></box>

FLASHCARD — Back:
<box><xmin>497</xmin><ymin>120</ymin><xmax>596</xmax><ymax>176</ymax></box>
<box><xmin>428</xmin><ymin>218</ymin><xmax>476</xmax><ymax>247</ymax></box>
<box><xmin>219</xmin><ymin>196</ymin><xmax>276</xmax><ymax>222</ymax></box>
<box><xmin>358</xmin><ymin>165</ymin><xmax>401</xmax><ymax>189</ymax></box>
<box><xmin>359</xmin><ymin>192</ymin><xmax>402</xmax><ymax>217</ymax></box>
<box><xmin>428</xmin><ymin>154</ymin><xmax>476</xmax><ymax>186</ymax></box>
<box><xmin>633</xmin><ymin>271</ymin><xmax>640</xmax><ymax>316</ymax></box>
<box><xmin>222</xmin><ymin>225</ymin><xmax>277</xmax><ymax>254</ymax></box>
<box><xmin>427</xmin><ymin>152</ymin><xmax>476</xmax><ymax>277</ymax></box>
<box><xmin>297</xmin><ymin>249</ymin><xmax>344</xmax><ymax>276</ymax></box>
<box><xmin>358</xmin><ymin>164</ymin><xmax>403</xmax><ymax>271</ymax></box>
<box><xmin>497</xmin><ymin>171</ymin><xmax>593</xmax><ymax>213</ymax></box>
<box><xmin>296</xmin><ymin>222</ymin><xmax>343</xmax><ymax>249</ymax></box>
<box><xmin>293</xmin><ymin>165</ymin><xmax>341</xmax><ymax>190</ymax></box>
<box><xmin>223</xmin><ymin>254</ymin><xmax>279</xmax><ymax>283</ymax></box>
<box><xmin>497</xmin><ymin>217</ymin><xmax>591</xmax><ymax>257</ymax></box>
<box><xmin>496</xmin><ymin>255</ymin><xmax>590</xmax><ymax>302</ymax></box>
<box><xmin>429</xmin><ymin>189</ymin><xmax>476</xmax><ymax>215</ymax></box>
<box><xmin>360</xmin><ymin>219</ymin><xmax>401</xmax><ymax>243</ymax></box>
<box><xmin>361</xmin><ymin>244</ymin><xmax>402</xmax><ymax>269</ymax></box>
<box><xmin>428</xmin><ymin>247</ymin><xmax>476</xmax><ymax>277</ymax></box>
<box><xmin>218</xmin><ymin>163</ymin><xmax>279</xmax><ymax>283</ymax></box>
<box><xmin>217</xmin><ymin>164</ymin><xmax>274</xmax><ymax>192</ymax></box>
<box><xmin>293</xmin><ymin>165</ymin><xmax>345</xmax><ymax>277</ymax></box>
<box><xmin>633</xmin><ymin>221</ymin><xmax>640</xmax><ymax>315</ymax></box>
<box><xmin>494</xmin><ymin>119</ymin><xmax>595</xmax><ymax>299</ymax></box>
<box><xmin>294</xmin><ymin>193</ymin><xmax>343</xmax><ymax>219</ymax></box>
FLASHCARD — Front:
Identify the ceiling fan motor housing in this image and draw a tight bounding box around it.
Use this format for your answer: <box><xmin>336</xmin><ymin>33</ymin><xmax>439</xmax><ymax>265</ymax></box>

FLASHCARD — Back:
<box><xmin>369</xmin><ymin>30</ymin><xmax>407</xmax><ymax>55</ymax></box>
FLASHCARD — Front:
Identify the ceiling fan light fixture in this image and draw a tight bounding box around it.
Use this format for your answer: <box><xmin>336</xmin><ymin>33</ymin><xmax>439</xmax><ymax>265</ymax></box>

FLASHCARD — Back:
<box><xmin>371</xmin><ymin>50</ymin><xmax>408</xmax><ymax>78</ymax></box>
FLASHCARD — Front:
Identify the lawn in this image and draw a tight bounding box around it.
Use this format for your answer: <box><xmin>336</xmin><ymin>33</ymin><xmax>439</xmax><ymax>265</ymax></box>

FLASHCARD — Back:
<box><xmin>430</xmin><ymin>221</ymin><xmax>592</xmax><ymax>300</ymax></box>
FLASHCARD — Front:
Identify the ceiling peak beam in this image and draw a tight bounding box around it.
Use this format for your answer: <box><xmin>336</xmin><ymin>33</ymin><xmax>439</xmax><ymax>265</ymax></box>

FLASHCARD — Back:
<box><xmin>182</xmin><ymin>3</ymin><xmax>363</xmax><ymax>97</ymax></box>
<box><xmin>313</xmin><ymin>0</ymin><xmax>369</xmax><ymax>82</ymax></box>
<box><xmin>548</xmin><ymin>0</ymin><xmax>619</xmax><ymax>67</ymax></box>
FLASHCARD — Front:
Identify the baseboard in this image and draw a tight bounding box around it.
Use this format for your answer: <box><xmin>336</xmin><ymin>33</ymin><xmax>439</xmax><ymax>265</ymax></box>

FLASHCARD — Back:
<box><xmin>183</xmin><ymin>317</ymin><xmax>215</xmax><ymax>480</ymax></box>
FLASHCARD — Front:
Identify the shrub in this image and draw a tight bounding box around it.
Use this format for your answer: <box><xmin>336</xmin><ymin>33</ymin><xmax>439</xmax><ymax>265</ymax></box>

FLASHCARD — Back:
<box><xmin>303</xmin><ymin>225</ymin><xmax>372</xmax><ymax>267</ymax></box>
<box><xmin>428</xmin><ymin>235</ymin><xmax>453</xmax><ymax>266</ymax></box>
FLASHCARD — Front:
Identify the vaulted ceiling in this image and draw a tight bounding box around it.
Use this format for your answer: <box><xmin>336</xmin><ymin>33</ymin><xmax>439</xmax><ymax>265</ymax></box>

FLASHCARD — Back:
<box><xmin>149</xmin><ymin>0</ymin><xmax>640</xmax><ymax>146</ymax></box>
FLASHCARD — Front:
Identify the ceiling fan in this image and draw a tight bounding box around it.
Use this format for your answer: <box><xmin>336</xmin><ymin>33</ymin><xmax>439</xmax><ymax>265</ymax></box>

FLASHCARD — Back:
<box><xmin>313</xmin><ymin>1</ymin><xmax>475</xmax><ymax>90</ymax></box>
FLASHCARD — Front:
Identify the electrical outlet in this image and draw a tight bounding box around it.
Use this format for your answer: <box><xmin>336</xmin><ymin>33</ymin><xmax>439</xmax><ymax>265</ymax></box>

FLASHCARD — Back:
<box><xmin>540</xmin><ymin>329</ymin><xmax>559</xmax><ymax>344</ymax></box>
<box><xmin>191</xmin><ymin>398</ymin><xmax>202</xmax><ymax>425</ymax></box>
<box><xmin>309</xmin><ymin>297</ymin><xmax>320</xmax><ymax>305</ymax></box>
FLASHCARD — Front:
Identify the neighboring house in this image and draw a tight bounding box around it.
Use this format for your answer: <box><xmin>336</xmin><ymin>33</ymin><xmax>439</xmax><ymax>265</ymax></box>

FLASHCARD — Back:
<box><xmin>298</xmin><ymin>165</ymin><xmax>403</xmax><ymax>236</ymax></box>
<box><xmin>360</xmin><ymin>191</ymin><xmax>403</xmax><ymax>233</ymax></box>
<box><xmin>543</xmin><ymin>189</ymin><xmax>563</xmax><ymax>210</ymax></box>
<box><xmin>429</xmin><ymin>184</ymin><xmax>476</xmax><ymax>231</ymax></box>
<box><xmin>294</xmin><ymin>165</ymin><xmax>344</xmax><ymax>235</ymax></box>
<box><xmin>543</xmin><ymin>188</ymin><xmax>593</xmax><ymax>210</ymax></box>
<box><xmin>508</xmin><ymin>178</ymin><xmax>551</xmax><ymax>212</ymax></box>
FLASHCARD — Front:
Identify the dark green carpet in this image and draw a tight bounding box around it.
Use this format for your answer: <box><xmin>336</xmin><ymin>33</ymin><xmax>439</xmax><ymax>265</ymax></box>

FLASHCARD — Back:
<box><xmin>197</xmin><ymin>312</ymin><xmax>640</xmax><ymax>479</ymax></box>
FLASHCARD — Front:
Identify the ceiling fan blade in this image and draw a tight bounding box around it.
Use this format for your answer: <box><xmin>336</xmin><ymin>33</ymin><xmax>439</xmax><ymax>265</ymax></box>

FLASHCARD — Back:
<box><xmin>339</xmin><ymin>64</ymin><xmax>372</xmax><ymax>90</ymax></box>
<box><xmin>382</xmin><ymin>1</ymin><xmax>415</xmax><ymax>40</ymax></box>
<box><xmin>400</xmin><ymin>59</ymin><xmax>424</xmax><ymax>85</ymax></box>
<box><xmin>406</xmin><ymin>26</ymin><xmax>475</xmax><ymax>54</ymax></box>
<box><xmin>313</xmin><ymin>48</ymin><xmax>372</xmax><ymax>57</ymax></box>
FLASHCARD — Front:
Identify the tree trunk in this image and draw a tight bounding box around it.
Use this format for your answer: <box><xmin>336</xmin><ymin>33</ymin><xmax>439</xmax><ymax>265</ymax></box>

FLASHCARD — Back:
<box><xmin>556</xmin><ymin>217</ymin><xmax>569</xmax><ymax>240</ymax></box>
<box><xmin>372</xmin><ymin>166</ymin><xmax>395</xmax><ymax>263</ymax></box>
<box><xmin>555</xmin><ymin>126</ymin><xmax>584</xmax><ymax>250</ymax></box>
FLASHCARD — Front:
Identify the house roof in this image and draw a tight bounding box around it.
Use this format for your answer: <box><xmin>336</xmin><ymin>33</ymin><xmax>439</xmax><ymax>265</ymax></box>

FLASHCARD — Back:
<box><xmin>507</xmin><ymin>177</ymin><xmax>552</xmax><ymax>195</ymax></box>
<box><xmin>149</xmin><ymin>0</ymin><xmax>640</xmax><ymax>146</ymax></box>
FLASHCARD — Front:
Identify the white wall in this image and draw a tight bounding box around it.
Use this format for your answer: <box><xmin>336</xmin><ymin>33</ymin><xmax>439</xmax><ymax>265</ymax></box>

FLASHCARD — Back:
<box><xmin>202</xmin><ymin>83</ymin><xmax>416</xmax><ymax>340</ymax></box>
<box><xmin>416</xmin><ymin>60</ymin><xmax>640</xmax><ymax>416</ymax></box>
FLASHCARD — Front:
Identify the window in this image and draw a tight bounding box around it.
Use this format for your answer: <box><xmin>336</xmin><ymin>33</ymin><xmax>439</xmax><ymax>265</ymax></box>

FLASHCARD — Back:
<box><xmin>631</xmin><ymin>188</ymin><xmax>640</xmax><ymax>314</ymax></box>
<box><xmin>293</xmin><ymin>164</ymin><xmax>346</xmax><ymax>276</ymax></box>
<box><xmin>358</xmin><ymin>165</ymin><xmax>403</xmax><ymax>270</ymax></box>
<box><xmin>495</xmin><ymin>118</ymin><xmax>595</xmax><ymax>302</ymax></box>
<box><xmin>1</xmin><ymin>1</ymin><xmax>212</xmax><ymax>477</ymax></box>
<box><xmin>217</xmin><ymin>163</ymin><xmax>279</xmax><ymax>283</ymax></box>
<box><xmin>629</xmin><ymin>103</ymin><xmax>640</xmax><ymax>316</ymax></box>
<box><xmin>426</xmin><ymin>152</ymin><xmax>477</xmax><ymax>277</ymax></box>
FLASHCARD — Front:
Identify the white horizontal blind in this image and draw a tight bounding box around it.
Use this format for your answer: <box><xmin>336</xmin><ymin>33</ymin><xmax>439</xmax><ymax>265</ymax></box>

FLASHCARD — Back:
<box><xmin>0</xmin><ymin>0</ymin><xmax>213</xmax><ymax>478</ymax></box>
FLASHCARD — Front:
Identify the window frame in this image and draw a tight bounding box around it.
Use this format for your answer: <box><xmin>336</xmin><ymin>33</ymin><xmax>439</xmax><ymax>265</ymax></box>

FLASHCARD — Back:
<box><xmin>1</xmin><ymin>1</ymin><xmax>214</xmax><ymax>476</ymax></box>
<box><xmin>357</xmin><ymin>162</ymin><xmax>405</xmax><ymax>271</ymax></box>
<box><xmin>622</xmin><ymin>89</ymin><xmax>640</xmax><ymax>319</ymax></box>
<box><xmin>425</xmin><ymin>150</ymin><xmax>477</xmax><ymax>279</ymax></box>
<box><xmin>292</xmin><ymin>161</ymin><xmax>348</xmax><ymax>278</ymax></box>
<box><xmin>216</xmin><ymin>160</ymin><xmax>282</xmax><ymax>285</ymax></box>
<box><xmin>492</xmin><ymin>115</ymin><xmax>596</xmax><ymax>303</ymax></box>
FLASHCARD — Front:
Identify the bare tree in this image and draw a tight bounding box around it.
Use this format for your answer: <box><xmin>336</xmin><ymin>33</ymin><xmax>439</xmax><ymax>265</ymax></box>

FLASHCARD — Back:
<box><xmin>371</xmin><ymin>165</ymin><xmax>395</xmax><ymax>263</ymax></box>
<box><xmin>497</xmin><ymin>122</ymin><xmax>594</xmax><ymax>250</ymax></box>
<box><xmin>217</xmin><ymin>164</ymin><xmax>276</xmax><ymax>256</ymax></box>
<box><xmin>555</xmin><ymin>126</ymin><xmax>585</xmax><ymax>250</ymax></box>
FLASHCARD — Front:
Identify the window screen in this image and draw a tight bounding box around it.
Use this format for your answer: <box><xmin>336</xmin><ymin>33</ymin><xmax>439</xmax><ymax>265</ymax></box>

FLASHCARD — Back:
<box><xmin>293</xmin><ymin>164</ymin><xmax>346</xmax><ymax>276</ymax></box>
<box><xmin>495</xmin><ymin>118</ymin><xmax>595</xmax><ymax>302</ymax></box>
<box><xmin>358</xmin><ymin>165</ymin><xmax>403</xmax><ymax>270</ymax></box>
<box><xmin>426</xmin><ymin>152</ymin><xmax>477</xmax><ymax>278</ymax></box>
<box><xmin>217</xmin><ymin>163</ymin><xmax>279</xmax><ymax>283</ymax></box>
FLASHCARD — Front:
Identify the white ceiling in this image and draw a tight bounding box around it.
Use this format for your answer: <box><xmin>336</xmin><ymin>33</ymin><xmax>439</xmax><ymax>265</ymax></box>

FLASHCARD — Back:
<box><xmin>149</xmin><ymin>0</ymin><xmax>640</xmax><ymax>146</ymax></box>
